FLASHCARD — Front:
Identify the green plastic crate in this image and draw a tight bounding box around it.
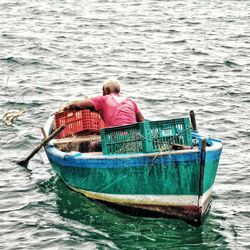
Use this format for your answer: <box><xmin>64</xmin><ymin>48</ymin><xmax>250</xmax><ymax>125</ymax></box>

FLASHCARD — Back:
<box><xmin>142</xmin><ymin>118</ymin><xmax>192</xmax><ymax>153</ymax></box>
<box><xmin>100</xmin><ymin>123</ymin><xmax>143</xmax><ymax>155</ymax></box>
<box><xmin>100</xmin><ymin>117</ymin><xmax>192</xmax><ymax>155</ymax></box>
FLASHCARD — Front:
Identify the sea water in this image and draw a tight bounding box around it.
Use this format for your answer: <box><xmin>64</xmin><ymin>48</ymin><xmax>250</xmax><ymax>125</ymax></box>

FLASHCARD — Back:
<box><xmin>0</xmin><ymin>0</ymin><xmax>249</xmax><ymax>249</ymax></box>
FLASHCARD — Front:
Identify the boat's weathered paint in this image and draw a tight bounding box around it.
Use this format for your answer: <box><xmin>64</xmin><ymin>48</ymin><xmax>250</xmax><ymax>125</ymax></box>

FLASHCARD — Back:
<box><xmin>45</xmin><ymin>137</ymin><xmax>222</xmax><ymax>225</ymax></box>
<box><xmin>44</xmin><ymin>115</ymin><xmax>222</xmax><ymax>225</ymax></box>
<box><xmin>72</xmin><ymin>186</ymin><xmax>213</xmax><ymax>223</ymax></box>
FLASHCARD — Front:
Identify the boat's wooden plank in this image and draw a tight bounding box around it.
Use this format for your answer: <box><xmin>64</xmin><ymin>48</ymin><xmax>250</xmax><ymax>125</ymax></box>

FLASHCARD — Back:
<box><xmin>52</xmin><ymin>135</ymin><xmax>101</xmax><ymax>144</ymax></box>
<box><xmin>51</xmin><ymin>134</ymin><xmax>101</xmax><ymax>152</ymax></box>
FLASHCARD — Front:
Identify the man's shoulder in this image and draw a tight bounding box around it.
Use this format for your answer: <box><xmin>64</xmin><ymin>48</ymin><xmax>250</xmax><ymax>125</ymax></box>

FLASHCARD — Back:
<box><xmin>91</xmin><ymin>95</ymin><xmax>104</xmax><ymax>101</ymax></box>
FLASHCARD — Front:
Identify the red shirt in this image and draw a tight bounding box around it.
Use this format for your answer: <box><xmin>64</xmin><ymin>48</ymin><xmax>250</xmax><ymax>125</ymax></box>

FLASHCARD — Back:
<box><xmin>91</xmin><ymin>94</ymin><xmax>140</xmax><ymax>127</ymax></box>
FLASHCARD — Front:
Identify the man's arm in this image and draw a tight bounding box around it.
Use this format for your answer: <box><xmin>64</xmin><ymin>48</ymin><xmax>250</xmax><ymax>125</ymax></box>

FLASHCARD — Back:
<box><xmin>63</xmin><ymin>99</ymin><xmax>95</xmax><ymax>112</ymax></box>
<box><xmin>136</xmin><ymin>111</ymin><xmax>144</xmax><ymax>122</ymax></box>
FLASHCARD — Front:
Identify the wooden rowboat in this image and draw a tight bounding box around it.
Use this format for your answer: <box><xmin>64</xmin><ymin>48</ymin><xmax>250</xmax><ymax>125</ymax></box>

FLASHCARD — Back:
<box><xmin>43</xmin><ymin>113</ymin><xmax>222</xmax><ymax>226</ymax></box>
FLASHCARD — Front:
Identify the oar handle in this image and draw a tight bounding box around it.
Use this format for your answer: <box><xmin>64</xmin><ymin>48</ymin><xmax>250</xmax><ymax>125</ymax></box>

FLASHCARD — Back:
<box><xmin>18</xmin><ymin>124</ymin><xmax>66</xmax><ymax>166</ymax></box>
<box><xmin>189</xmin><ymin>110</ymin><xmax>198</xmax><ymax>132</ymax></box>
<box><xmin>41</xmin><ymin>124</ymin><xmax>66</xmax><ymax>145</ymax></box>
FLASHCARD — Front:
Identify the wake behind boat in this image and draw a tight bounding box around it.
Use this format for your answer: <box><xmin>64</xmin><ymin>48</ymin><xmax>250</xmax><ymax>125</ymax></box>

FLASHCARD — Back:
<box><xmin>43</xmin><ymin>110</ymin><xmax>222</xmax><ymax>226</ymax></box>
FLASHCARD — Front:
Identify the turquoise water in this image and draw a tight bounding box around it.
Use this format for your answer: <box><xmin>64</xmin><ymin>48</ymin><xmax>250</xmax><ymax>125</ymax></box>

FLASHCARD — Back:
<box><xmin>1</xmin><ymin>0</ymin><xmax>250</xmax><ymax>249</ymax></box>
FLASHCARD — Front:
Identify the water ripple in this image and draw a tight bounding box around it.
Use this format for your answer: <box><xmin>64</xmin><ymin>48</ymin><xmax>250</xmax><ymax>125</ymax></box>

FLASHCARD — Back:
<box><xmin>0</xmin><ymin>0</ymin><xmax>250</xmax><ymax>249</ymax></box>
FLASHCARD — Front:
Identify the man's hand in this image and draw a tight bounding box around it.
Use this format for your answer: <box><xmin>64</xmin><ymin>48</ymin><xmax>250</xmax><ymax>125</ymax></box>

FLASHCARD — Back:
<box><xmin>63</xmin><ymin>103</ymin><xmax>79</xmax><ymax>111</ymax></box>
<box><xmin>60</xmin><ymin>99</ymin><xmax>95</xmax><ymax>112</ymax></box>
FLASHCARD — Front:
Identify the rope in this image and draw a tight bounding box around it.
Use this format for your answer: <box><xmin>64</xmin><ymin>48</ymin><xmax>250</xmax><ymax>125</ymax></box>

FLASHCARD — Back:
<box><xmin>135</xmin><ymin>126</ymin><xmax>193</xmax><ymax>174</ymax></box>
<box><xmin>135</xmin><ymin>126</ymin><xmax>192</xmax><ymax>151</ymax></box>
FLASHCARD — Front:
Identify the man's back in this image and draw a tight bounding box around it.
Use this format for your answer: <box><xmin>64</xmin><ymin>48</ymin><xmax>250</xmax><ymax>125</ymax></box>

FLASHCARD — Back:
<box><xmin>91</xmin><ymin>94</ymin><xmax>140</xmax><ymax>127</ymax></box>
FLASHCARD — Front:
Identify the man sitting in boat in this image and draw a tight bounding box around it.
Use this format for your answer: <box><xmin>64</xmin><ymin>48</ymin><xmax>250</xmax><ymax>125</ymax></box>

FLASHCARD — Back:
<box><xmin>63</xmin><ymin>78</ymin><xmax>144</xmax><ymax>151</ymax></box>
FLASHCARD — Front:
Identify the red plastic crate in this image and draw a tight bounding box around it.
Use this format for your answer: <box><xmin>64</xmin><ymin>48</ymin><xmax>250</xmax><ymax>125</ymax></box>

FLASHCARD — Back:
<box><xmin>55</xmin><ymin>110</ymin><xmax>105</xmax><ymax>138</ymax></box>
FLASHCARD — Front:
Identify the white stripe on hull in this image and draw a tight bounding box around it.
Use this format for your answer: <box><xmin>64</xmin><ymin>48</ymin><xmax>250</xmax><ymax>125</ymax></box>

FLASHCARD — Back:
<box><xmin>71</xmin><ymin>186</ymin><xmax>213</xmax><ymax>207</ymax></box>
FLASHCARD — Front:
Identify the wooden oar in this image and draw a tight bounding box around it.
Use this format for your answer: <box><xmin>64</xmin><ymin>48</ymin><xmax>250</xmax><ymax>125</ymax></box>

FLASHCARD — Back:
<box><xmin>18</xmin><ymin>124</ymin><xmax>66</xmax><ymax>166</ymax></box>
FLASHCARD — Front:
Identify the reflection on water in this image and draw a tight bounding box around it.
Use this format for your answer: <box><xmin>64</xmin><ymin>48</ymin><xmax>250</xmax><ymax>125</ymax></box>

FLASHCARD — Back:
<box><xmin>43</xmin><ymin>177</ymin><xmax>228</xmax><ymax>249</ymax></box>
